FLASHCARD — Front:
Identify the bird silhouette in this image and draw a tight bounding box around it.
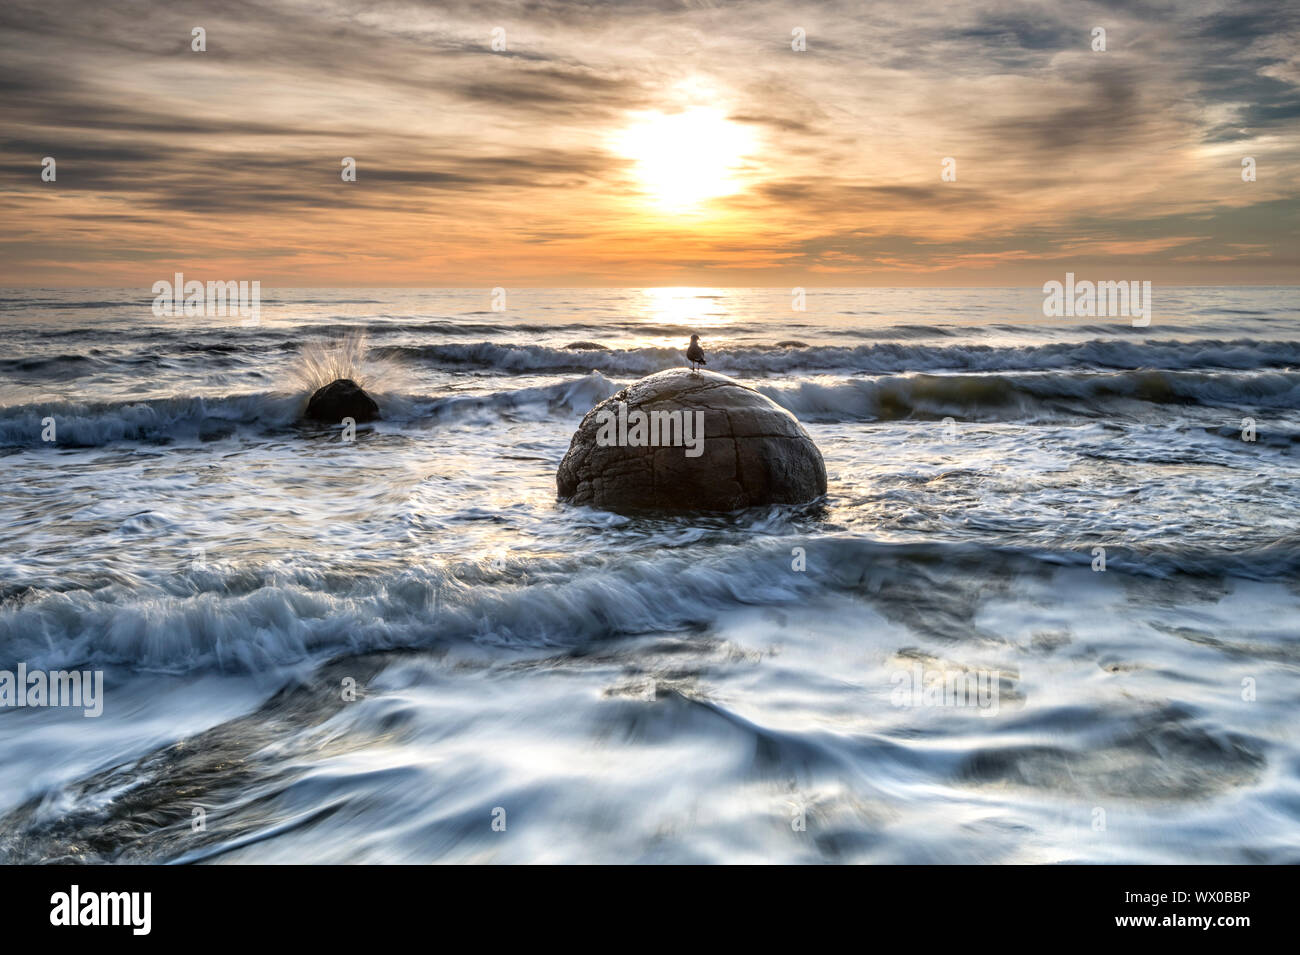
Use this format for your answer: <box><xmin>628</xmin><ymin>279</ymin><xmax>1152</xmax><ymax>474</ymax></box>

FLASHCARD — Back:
<box><xmin>686</xmin><ymin>334</ymin><xmax>707</xmax><ymax>373</ymax></box>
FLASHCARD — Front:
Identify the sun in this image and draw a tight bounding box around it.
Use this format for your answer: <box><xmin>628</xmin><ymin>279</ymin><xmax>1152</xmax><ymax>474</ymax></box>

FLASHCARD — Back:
<box><xmin>612</xmin><ymin>107</ymin><xmax>757</xmax><ymax>212</ymax></box>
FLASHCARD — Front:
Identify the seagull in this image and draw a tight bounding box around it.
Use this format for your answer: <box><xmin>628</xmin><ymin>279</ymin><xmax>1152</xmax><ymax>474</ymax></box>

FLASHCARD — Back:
<box><xmin>686</xmin><ymin>334</ymin><xmax>707</xmax><ymax>373</ymax></box>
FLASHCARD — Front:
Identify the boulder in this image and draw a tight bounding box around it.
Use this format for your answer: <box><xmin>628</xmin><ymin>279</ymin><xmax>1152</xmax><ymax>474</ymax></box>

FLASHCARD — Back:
<box><xmin>557</xmin><ymin>368</ymin><xmax>826</xmax><ymax>512</ymax></box>
<box><xmin>303</xmin><ymin>378</ymin><xmax>379</xmax><ymax>424</ymax></box>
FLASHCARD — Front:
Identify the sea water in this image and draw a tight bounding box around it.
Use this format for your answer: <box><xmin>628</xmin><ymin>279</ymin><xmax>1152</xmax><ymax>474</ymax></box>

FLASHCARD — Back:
<box><xmin>0</xmin><ymin>286</ymin><xmax>1297</xmax><ymax>863</ymax></box>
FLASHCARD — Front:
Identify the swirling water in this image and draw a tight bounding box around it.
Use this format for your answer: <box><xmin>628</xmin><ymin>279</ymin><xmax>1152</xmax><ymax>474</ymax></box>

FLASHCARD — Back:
<box><xmin>1</xmin><ymin>286</ymin><xmax>1297</xmax><ymax>863</ymax></box>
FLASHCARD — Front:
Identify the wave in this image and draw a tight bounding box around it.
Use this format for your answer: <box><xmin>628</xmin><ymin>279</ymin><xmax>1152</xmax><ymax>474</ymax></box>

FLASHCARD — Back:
<box><xmin>2</xmin><ymin>535</ymin><xmax>1296</xmax><ymax>675</ymax></box>
<box><xmin>0</xmin><ymin>393</ymin><xmax>303</xmax><ymax>448</ymax></box>
<box><xmin>0</xmin><ymin>374</ymin><xmax>623</xmax><ymax>449</ymax></box>
<box><xmin>759</xmin><ymin>369</ymin><xmax>1300</xmax><ymax>422</ymax></box>
<box><xmin>3</xmin><ymin>363</ymin><xmax>1296</xmax><ymax>448</ymax></box>
<box><xmin>10</xmin><ymin>322</ymin><xmax>1300</xmax><ymax>378</ymax></box>
<box><xmin>416</xmin><ymin>371</ymin><xmax>618</xmax><ymax>421</ymax></box>
<box><xmin>377</xmin><ymin>338</ymin><xmax>1300</xmax><ymax>376</ymax></box>
<box><xmin>0</xmin><ymin>299</ymin><xmax>138</xmax><ymax>311</ymax></box>
<box><xmin>825</xmin><ymin>323</ymin><xmax>960</xmax><ymax>339</ymax></box>
<box><xmin>0</xmin><ymin>354</ymin><xmax>104</xmax><ymax>378</ymax></box>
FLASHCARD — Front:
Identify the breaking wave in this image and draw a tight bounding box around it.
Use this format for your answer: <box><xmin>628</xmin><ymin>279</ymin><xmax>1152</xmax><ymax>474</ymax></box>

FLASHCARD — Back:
<box><xmin>3</xmin><ymin>535</ymin><xmax>1297</xmax><ymax>676</ymax></box>
<box><xmin>4</xmin><ymin>364</ymin><xmax>1298</xmax><ymax>449</ymax></box>
<box><xmin>759</xmin><ymin>369</ymin><xmax>1300</xmax><ymax>422</ymax></box>
<box><xmin>378</xmin><ymin>338</ymin><xmax>1300</xmax><ymax>376</ymax></box>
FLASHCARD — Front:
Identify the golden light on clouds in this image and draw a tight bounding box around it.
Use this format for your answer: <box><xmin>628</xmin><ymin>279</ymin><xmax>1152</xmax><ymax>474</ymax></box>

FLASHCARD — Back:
<box><xmin>0</xmin><ymin>1</ymin><xmax>1295</xmax><ymax>286</ymax></box>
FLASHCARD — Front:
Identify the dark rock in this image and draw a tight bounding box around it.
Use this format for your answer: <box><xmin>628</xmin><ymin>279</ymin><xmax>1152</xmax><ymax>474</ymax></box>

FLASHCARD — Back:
<box><xmin>303</xmin><ymin>378</ymin><xmax>379</xmax><ymax>424</ymax></box>
<box><xmin>557</xmin><ymin>368</ymin><xmax>826</xmax><ymax>512</ymax></box>
<box><xmin>564</xmin><ymin>341</ymin><xmax>609</xmax><ymax>351</ymax></box>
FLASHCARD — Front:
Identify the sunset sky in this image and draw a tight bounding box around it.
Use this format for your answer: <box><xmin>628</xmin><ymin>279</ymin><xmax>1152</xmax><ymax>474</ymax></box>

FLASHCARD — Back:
<box><xmin>1</xmin><ymin>0</ymin><xmax>1296</xmax><ymax>286</ymax></box>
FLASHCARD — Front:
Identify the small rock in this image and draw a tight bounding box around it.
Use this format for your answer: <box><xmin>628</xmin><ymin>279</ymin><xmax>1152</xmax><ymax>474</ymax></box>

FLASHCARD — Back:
<box><xmin>303</xmin><ymin>378</ymin><xmax>379</xmax><ymax>424</ymax></box>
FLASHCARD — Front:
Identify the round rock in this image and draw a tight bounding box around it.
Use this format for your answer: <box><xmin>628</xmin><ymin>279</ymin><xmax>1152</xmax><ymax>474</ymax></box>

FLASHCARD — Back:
<box><xmin>557</xmin><ymin>368</ymin><xmax>827</xmax><ymax>512</ymax></box>
<box><xmin>303</xmin><ymin>378</ymin><xmax>379</xmax><ymax>424</ymax></box>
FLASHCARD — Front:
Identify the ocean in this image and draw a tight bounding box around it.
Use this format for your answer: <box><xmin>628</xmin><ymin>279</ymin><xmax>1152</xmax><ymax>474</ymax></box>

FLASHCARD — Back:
<box><xmin>1</xmin><ymin>286</ymin><xmax>1297</xmax><ymax>863</ymax></box>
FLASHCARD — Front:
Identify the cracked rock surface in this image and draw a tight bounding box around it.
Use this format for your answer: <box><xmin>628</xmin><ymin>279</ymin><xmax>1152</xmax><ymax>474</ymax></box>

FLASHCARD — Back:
<box><xmin>557</xmin><ymin>368</ymin><xmax>827</xmax><ymax>512</ymax></box>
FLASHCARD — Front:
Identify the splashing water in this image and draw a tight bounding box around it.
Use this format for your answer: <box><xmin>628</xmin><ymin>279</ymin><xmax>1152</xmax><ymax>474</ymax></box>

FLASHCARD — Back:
<box><xmin>286</xmin><ymin>331</ymin><xmax>409</xmax><ymax>397</ymax></box>
<box><xmin>286</xmin><ymin>331</ymin><xmax>371</xmax><ymax>394</ymax></box>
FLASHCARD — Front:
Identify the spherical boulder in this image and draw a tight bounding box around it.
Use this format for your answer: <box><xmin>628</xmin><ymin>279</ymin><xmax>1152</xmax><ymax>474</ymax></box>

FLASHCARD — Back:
<box><xmin>557</xmin><ymin>368</ymin><xmax>826</xmax><ymax>512</ymax></box>
<box><xmin>303</xmin><ymin>378</ymin><xmax>379</xmax><ymax>424</ymax></box>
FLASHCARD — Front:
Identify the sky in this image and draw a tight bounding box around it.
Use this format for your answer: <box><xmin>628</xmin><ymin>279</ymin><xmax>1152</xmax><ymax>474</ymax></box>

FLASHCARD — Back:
<box><xmin>0</xmin><ymin>0</ymin><xmax>1297</xmax><ymax>286</ymax></box>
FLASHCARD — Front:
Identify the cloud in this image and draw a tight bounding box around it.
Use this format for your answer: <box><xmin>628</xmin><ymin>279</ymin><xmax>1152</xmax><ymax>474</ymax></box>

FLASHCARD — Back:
<box><xmin>0</xmin><ymin>0</ymin><xmax>1295</xmax><ymax>284</ymax></box>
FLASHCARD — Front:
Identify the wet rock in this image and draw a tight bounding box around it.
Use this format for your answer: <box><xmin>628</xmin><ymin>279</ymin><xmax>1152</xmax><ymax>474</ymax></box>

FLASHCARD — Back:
<box><xmin>557</xmin><ymin>368</ymin><xmax>826</xmax><ymax>512</ymax></box>
<box><xmin>303</xmin><ymin>378</ymin><xmax>379</xmax><ymax>424</ymax></box>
